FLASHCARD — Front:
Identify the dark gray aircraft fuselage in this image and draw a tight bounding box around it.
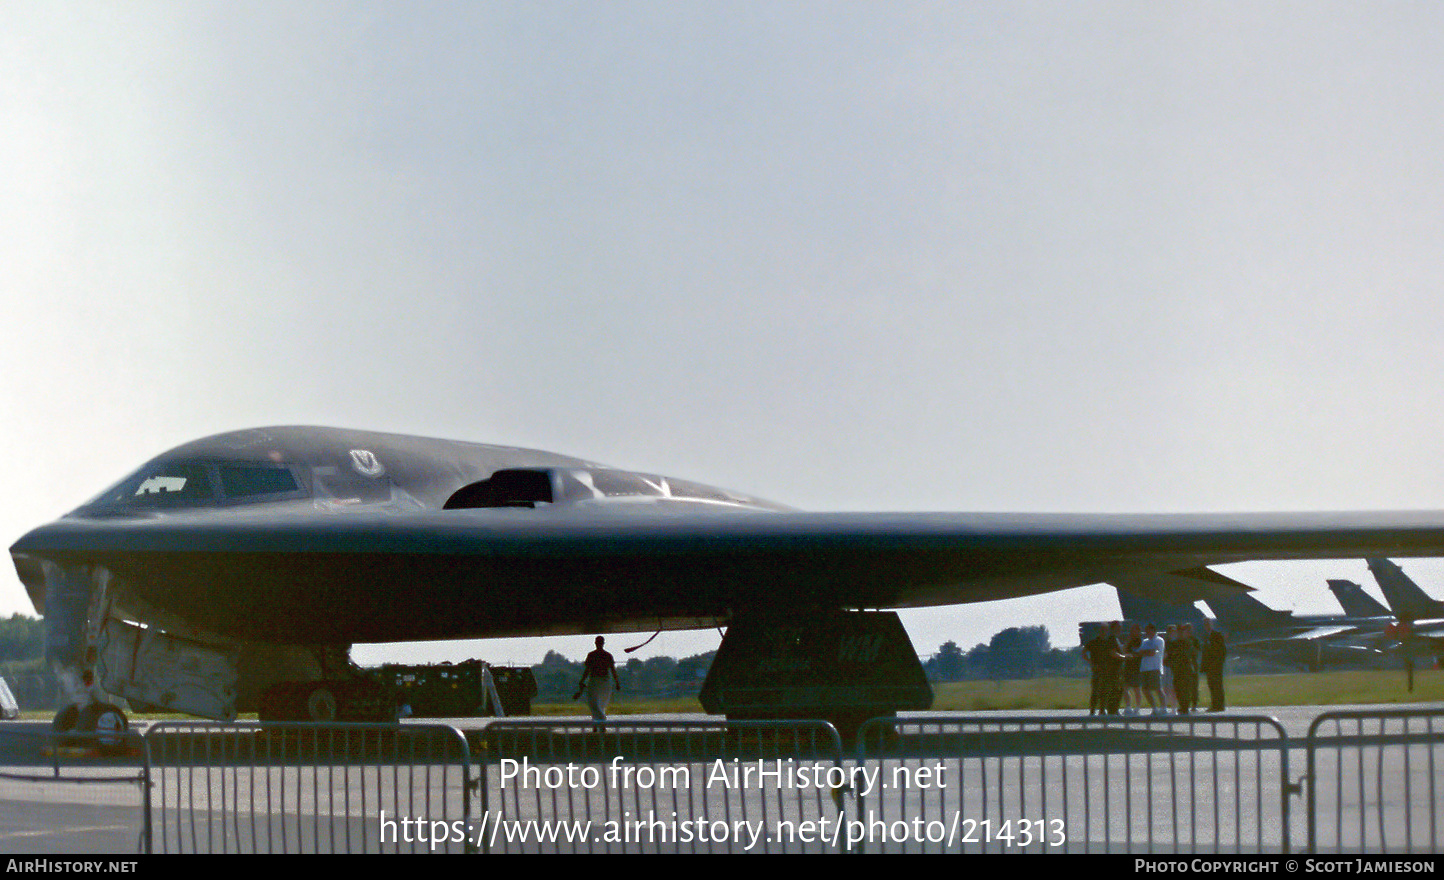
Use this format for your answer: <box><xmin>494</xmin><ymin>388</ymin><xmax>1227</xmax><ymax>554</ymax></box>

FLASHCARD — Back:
<box><xmin>16</xmin><ymin>426</ymin><xmax>1444</xmax><ymax>725</ymax></box>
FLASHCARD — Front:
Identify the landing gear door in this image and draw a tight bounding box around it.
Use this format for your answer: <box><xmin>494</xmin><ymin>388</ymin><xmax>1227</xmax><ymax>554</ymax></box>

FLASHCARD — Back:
<box><xmin>699</xmin><ymin>610</ymin><xmax>933</xmax><ymax>720</ymax></box>
<box><xmin>97</xmin><ymin>619</ymin><xmax>240</xmax><ymax>722</ymax></box>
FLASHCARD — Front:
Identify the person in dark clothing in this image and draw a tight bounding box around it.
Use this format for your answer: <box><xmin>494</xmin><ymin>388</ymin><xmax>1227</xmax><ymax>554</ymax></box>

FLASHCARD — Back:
<box><xmin>1161</xmin><ymin>625</ymin><xmax>1178</xmax><ymax>713</ymax></box>
<box><xmin>1084</xmin><ymin>622</ymin><xmax>1125</xmax><ymax>716</ymax></box>
<box><xmin>1200</xmin><ymin>619</ymin><xmax>1227</xmax><ymax>712</ymax></box>
<box><xmin>1122</xmin><ymin>623</ymin><xmax>1144</xmax><ymax>716</ymax></box>
<box><xmin>1168</xmin><ymin>623</ymin><xmax>1200</xmax><ymax>714</ymax></box>
<box><xmin>574</xmin><ymin>636</ymin><xmax>622</xmax><ymax>726</ymax></box>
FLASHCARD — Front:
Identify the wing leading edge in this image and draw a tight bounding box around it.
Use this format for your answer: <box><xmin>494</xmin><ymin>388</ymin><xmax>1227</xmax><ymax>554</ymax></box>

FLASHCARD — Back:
<box><xmin>15</xmin><ymin>501</ymin><xmax>1444</xmax><ymax>643</ymax></box>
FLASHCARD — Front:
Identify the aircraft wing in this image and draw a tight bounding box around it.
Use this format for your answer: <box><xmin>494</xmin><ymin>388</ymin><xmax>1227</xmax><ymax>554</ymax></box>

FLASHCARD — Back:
<box><xmin>17</xmin><ymin>502</ymin><xmax>1444</xmax><ymax>644</ymax></box>
<box><xmin>1274</xmin><ymin>624</ymin><xmax>1366</xmax><ymax>642</ymax></box>
<box><xmin>1226</xmin><ymin>637</ymin><xmax>1386</xmax><ymax>667</ymax></box>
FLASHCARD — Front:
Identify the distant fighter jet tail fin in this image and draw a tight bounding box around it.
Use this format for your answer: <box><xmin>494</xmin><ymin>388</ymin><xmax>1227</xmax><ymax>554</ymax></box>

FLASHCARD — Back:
<box><xmin>1366</xmin><ymin>558</ymin><xmax>1444</xmax><ymax>622</ymax></box>
<box><xmin>1202</xmin><ymin>590</ymin><xmax>1292</xmax><ymax>632</ymax></box>
<box><xmin>1112</xmin><ymin>586</ymin><xmax>1207</xmax><ymax>628</ymax></box>
<box><xmin>1326</xmin><ymin>579</ymin><xmax>1390</xmax><ymax>618</ymax></box>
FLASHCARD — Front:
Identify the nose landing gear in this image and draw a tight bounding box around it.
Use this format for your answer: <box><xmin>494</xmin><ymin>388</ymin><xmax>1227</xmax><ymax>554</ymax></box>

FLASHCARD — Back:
<box><xmin>51</xmin><ymin>702</ymin><xmax>130</xmax><ymax>756</ymax></box>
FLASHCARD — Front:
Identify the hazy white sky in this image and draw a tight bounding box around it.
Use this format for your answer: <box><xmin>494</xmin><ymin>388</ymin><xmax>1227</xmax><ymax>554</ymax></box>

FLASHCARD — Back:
<box><xmin>5</xmin><ymin>2</ymin><xmax>1444</xmax><ymax>665</ymax></box>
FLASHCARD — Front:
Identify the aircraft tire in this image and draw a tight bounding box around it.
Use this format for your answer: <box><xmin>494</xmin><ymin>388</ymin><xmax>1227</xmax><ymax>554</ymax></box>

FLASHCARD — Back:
<box><xmin>52</xmin><ymin>704</ymin><xmax>79</xmax><ymax>734</ymax></box>
<box><xmin>304</xmin><ymin>685</ymin><xmax>339</xmax><ymax>722</ymax></box>
<box><xmin>52</xmin><ymin>704</ymin><xmax>85</xmax><ymax>747</ymax></box>
<box><xmin>78</xmin><ymin>703</ymin><xmax>129</xmax><ymax>755</ymax></box>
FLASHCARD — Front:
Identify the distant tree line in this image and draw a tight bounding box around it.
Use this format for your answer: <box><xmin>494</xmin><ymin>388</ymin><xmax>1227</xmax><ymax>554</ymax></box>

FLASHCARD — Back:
<box><xmin>530</xmin><ymin>649</ymin><xmax>716</xmax><ymax>700</ymax></box>
<box><xmin>0</xmin><ymin>614</ymin><xmax>58</xmax><ymax>709</ymax></box>
<box><xmin>923</xmin><ymin>626</ymin><xmax>1087</xmax><ymax>682</ymax></box>
<box><xmin>0</xmin><ymin>614</ymin><xmax>46</xmax><ymax>681</ymax></box>
<box><xmin>530</xmin><ymin>626</ymin><xmax>1091</xmax><ymax>696</ymax></box>
<box><xmin>0</xmin><ymin>613</ymin><xmax>44</xmax><ymax>667</ymax></box>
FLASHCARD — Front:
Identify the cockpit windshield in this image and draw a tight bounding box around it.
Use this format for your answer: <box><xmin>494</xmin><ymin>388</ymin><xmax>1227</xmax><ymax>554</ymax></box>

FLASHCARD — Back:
<box><xmin>82</xmin><ymin>460</ymin><xmax>304</xmax><ymax>511</ymax></box>
<box><xmin>556</xmin><ymin>469</ymin><xmax>666</xmax><ymax>501</ymax></box>
<box><xmin>219</xmin><ymin>465</ymin><xmax>301</xmax><ymax>498</ymax></box>
<box><xmin>87</xmin><ymin>463</ymin><xmax>217</xmax><ymax>509</ymax></box>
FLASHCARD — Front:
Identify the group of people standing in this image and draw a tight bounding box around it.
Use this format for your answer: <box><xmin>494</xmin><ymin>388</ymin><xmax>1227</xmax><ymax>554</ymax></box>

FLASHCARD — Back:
<box><xmin>1084</xmin><ymin>620</ymin><xmax>1227</xmax><ymax>717</ymax></box>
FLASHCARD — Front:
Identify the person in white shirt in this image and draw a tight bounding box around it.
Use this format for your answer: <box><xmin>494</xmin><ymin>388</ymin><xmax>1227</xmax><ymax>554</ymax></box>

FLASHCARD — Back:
<box><xmin>1137</xmin><ymin>623</ymin><xmax>1167</xmax><ymax>715</ymax></box>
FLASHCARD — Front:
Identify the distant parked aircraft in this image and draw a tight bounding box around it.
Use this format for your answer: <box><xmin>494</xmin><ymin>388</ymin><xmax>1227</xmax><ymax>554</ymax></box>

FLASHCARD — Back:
<box><xmin>1365</xmin><ymin>558</ymin><xmax>1444</xmax><ymax>662</ymax></box>
<box><xmin>1107</xmin><ymin>574</ymin><xmax>1392</xmax><ymax>670</ymax></box>
<box><xmin>1326</xmin><ymin>579</ymin><xmax>1391</xmax><ymax>618</ymax></box>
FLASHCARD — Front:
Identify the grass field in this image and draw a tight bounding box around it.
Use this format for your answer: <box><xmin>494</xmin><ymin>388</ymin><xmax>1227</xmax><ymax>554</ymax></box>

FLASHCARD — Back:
<box><xmin>529</xmin><ymin>669</ymin><xmax>1444</xmax><ymax>715</ymax></box>
<box><xmin>16</xmin><ymin>670</ymin><xmax>1441</xmax><ymax>722</ymax></box>
<box><xmin>927</xmin><ymin>669</ymin><xmax>1444</xmax><ymax>712</ymax></box>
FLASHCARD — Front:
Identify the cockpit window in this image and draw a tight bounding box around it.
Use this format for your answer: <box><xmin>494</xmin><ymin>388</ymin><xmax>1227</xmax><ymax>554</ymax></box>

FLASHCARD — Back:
<box><xmin>557</xmin><ymin>469</ymin><xmax>665</xmax><ymax>501</ymax></box>
<box><xmin>218</xmin><ymin>465</ymin><xmax>300</xmax><ymax>498</ymax></box>
<box><xmin>97</xmin><ymin>463</ymin><xmax>217</xmax><ymax>508</ymax></box>
<box><xmin>82</xmin><ymin>460</ymin><xmax>310</xmax><ymax>511</ymax></box>
<box><xmin>662</xmin><ymin>478</ymin><xmax>738</xmax><ymax>503</ymax></box>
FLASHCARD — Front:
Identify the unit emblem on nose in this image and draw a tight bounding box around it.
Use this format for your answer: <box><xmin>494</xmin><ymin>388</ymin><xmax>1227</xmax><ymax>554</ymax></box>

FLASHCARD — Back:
<box><xmin>350</xmin><ymin>449</ymin><xmax>385</xmax><ymax>477</ymax></box>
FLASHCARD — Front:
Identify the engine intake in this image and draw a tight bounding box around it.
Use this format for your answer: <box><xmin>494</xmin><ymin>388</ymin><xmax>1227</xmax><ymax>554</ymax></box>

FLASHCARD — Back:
<box><xmin>444</xmin><ymin>469</ymin><xmax>555</xmax><ymax>509</ymax></box>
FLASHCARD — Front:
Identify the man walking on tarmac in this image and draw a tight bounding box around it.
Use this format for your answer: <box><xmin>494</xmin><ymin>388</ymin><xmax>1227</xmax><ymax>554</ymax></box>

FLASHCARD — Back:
<box><xmin>575</xmin><ymin>636</ymin><xmax>623</xmax><ymax>729</ymax></box>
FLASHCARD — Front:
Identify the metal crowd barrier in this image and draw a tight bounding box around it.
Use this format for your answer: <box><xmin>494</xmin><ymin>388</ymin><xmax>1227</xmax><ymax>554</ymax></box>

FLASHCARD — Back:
<box><xmin>142</xmin><ymin>721</ymin><xmax>472</xmax><ymax>853</ymax></box>
<box><xmin>0</xmin><ymin>724</ymin><xmax>148</xmax><ymax>853</ymax></box>
<box><xmin>6</xmin><ymin>707</ymin><xmax>1439</xmax><ymax>855</ymax></box>
<box><xmin>853</xmin><ymin>714</ymin><xmax>1292</xmax><ymax>854</ymax></box>
<box><xmin>1306</xmin><ymin>709</ymin><xmax>1444</xmax><ymax>854</ymax></box>
<box><xmin>475</xmin><ymin>719</ymin><xmax>845</xmax><ymax>853</ymax></box>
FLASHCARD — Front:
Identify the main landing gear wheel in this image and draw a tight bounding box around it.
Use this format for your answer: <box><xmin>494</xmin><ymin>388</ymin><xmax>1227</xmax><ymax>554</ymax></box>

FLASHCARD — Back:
<box><xmin>259</xmin><ymin>680</ymin><xmax>396</xmax><ymax>723</ymax></box>
<box><xmin>51</xmin><ymin>704</ymin><xmax>80</xmax><ymax>735</ymax></box>
<box><xmin>52</xmin><ymin>703</ymin><xmax>128</xmax><ymax>755</ymax></box>
<box><xmin>304</xmin><ymin>685</ymin><xmax>338</xmax><ymax>722</ymax></box>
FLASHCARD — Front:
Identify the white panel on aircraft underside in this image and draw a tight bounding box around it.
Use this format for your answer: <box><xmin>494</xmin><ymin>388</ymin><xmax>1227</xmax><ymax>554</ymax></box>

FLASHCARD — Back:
<box><xmin>97</xmin><ymin>619</ymin><xmax>240</xmax><ymax>721</ymax></box>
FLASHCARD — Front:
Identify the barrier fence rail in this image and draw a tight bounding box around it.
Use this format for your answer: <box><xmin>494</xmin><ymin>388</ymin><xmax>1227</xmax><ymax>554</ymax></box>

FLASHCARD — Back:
<box><xmin>853</xmin><ymin>714</ymin><xmax>1291</xmax><ymax>854</ymax></box>
<box><xmin>1307</xmin><ymin>709</ymin><xmax>1444</xmax><ymax>855</ymax></box>
<box><xmin>475</xmin><ymin>719</ymin><xmax>846</xmax><ymax>853</ymax></box>
<box><xmin>0</xmin><ymin>725</ymin><xmax>149</xmax><ymax>854</ymax></box>
<box><xmin>142</xmin><ymin>721</ymin><xmax>472</xmax><ymax>854</ymax></box>
<box><xmin>4</xmin><ymin>708</ymin><xmax>1443</xmax><ymax>854</ymax></box>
